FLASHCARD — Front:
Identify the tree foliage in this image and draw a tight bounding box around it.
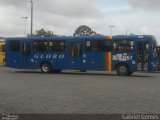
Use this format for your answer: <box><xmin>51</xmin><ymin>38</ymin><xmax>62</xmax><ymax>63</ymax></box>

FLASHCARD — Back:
<box><xmin>73</xmin><ymin>25</ymin><xmax>98</xmax><ymax>36</ymax></box>
<box><xmin>28</xmin><ymin>28</ymin><xmax>56</xmax><ymax>37</ymax></box>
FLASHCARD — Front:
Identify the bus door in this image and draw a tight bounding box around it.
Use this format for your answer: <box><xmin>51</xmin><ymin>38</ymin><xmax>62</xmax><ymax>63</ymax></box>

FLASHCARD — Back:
<box><xmin>137</xmin><ymin>42</ymin><xmax>149</xmax><ymax>71</ymax></box>
<box><xmin>22</xmin><ymin>42</ymin><xmax>31</xmax><ymax>68</ymax></box>
<box><xmin>68</xmin><ymin>42</ymin><xmax>83</xmax><ymax>69</ymax></box>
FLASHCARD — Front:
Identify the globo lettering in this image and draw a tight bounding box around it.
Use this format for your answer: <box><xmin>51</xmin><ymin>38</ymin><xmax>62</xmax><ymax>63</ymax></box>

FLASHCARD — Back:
<box><xmin>33</xmin><ymin>54</ymin><xmax>64</xmax><ymax>59</ymax></box>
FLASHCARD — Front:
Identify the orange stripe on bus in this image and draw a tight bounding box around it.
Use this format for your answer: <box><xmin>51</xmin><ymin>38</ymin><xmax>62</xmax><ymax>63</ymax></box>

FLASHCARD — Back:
<box><xmin>106</xmin><ymin>52</ymin><xmax>112</xmax><ymax>71</ymax></box>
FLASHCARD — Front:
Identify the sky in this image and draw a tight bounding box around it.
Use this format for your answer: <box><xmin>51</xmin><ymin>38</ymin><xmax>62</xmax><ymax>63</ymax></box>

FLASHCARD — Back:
<box><xmin>0</xmin><ymin>0</ymin><xmax>160</xmax><ymax>43</ymax></box>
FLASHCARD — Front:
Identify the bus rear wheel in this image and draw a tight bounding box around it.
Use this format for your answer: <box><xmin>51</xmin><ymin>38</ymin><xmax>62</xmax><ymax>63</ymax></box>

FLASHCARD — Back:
<box><xmin>41</xmin><ymin>63</ymin><xmax>51</xmax><ymax>73</ymax></box>
<box><xmin>116</xmin><ymin>64</ymin><xmax>129</xmax><ymax>76</ymax></box>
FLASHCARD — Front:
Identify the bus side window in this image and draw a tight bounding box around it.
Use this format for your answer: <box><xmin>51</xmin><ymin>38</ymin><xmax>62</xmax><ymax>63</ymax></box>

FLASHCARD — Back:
<box><xmin>33</xmin><ymin>41</ymin><xmax>48</xmax><ymax>52</ymax></box>
<box><xmin>86</xmin><ymin>40</ymin><xmax>100</xmax><ymax>52</ymax></box>
<box><xmin>92</xmin><ymin>41</ymin><xmax>100</xmax><ymax>52</ymax></box>
<box><xmin>103</xmin><ymin>40</ymin><xmax>112</xmax><ymax>51</ymax></box>
<box><xmin>86</xmin><ymin>40</ymin><xmax>112</xmax><ymax>52</ymax></box>
<box><xmin>49</xmin><ymin>41</ymin><xmax>65</xmax><ymax>52</ymax></box>
<box><xmin>9</xmin><ymin>40</ymin><xmax>20</xmax><ymax>52</ymax></box>
<box><xmin>69</xmin><ymin>43</ymin><xmax>74</xmax><ymax>56</ymax></box>
<box><xmin>23</xmin><ymin>43</ymin><xmax>31</xmax><ymax>56</ymax></box>
<box><xmin>113</xmin><ymin>40</ymin><xmax>134</xmax><ymax>52</ymax></box>
<box><xmin>69</xmin><ymin>43</ymin><xmax>82</xmax><ymax>57</ymax></box>
<box><xmin>86</xmin><ymin>41</ymin><xmax>91</xmax><ymax>52</ymax></box>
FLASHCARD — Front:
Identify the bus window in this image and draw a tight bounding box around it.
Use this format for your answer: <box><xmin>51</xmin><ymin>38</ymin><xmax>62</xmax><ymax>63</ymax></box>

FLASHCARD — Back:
<box><xmin>23</xmin><ymin>43</ymin><xmax>31</xmax><ymax>56</ymax></box>
<box><xmin>92</xmin><ymin>41</ymin><xmax>100</xmax><ymax>52</ymax></box>
<box><xmin>86</xmin><ymin>41</ymin><xmax>91</xmax><ymax>51</ymax></box>
<box><xmin>49</xmin><ymin>41</ymin><xmax>65</xmax><ymax>52</ymax></box>
<box><xmin>103</xmin><ymin>40</ymin><xmax>112</xmax><ymax>51</ymax></box>
<box><xmin>86</xmin><ymin>40</ymin><xmax>112</xmax><ymax>52</ymax></box>
<box><xmin>113</xmin><ymin>40</ymin><xmax>134</xmax><ymax>52</ymax></box>
<box><xmin>69</xmin><ymin>43</ymin><xmax>82</xmax><ymax>57</ymax></box>
<box><xmin>9</xmin><ymin>40</ymin><xmax>20</xmax><ymax>52</ymax></box>
<box><xmin>33</xmin><ymin>41</ymin><xmax>48</xmax><ymax>52</ymax></box>
<box><xmin>86</xmin><ymin>40</ymin><xmax>100</xmax><ymax>52</ymax></box>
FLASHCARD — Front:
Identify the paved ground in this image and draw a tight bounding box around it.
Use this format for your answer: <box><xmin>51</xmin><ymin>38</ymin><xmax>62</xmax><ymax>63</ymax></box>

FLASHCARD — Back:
<box><xmin>0</xmin><ymin>65</ymin><xmax>160</xmax><ymax>114</ymax></box>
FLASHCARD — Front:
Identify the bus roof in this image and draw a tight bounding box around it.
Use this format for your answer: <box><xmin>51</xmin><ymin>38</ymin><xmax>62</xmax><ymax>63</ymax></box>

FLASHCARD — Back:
<box><xmin>4</xmin><ymin>35</ymin><xmax>156</xmax><ymax>43</ymax></box>
<box><xmin>5</xmin><ymin>35</ymin><xmax>109</xmax><ymax>42</ymax></box>
<box><xmin>113</xmin><ymin>35</ymin><xmax>155</xmax><ymax>39</ymax></box>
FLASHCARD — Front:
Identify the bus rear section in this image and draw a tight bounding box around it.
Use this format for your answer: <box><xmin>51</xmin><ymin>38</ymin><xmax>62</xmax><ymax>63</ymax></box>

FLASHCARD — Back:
<box><xmin>0</xmin><ymin>40</ymin><xmax>5</xmax><ymax>64</ymax></box>
<box><xmin>5</xmin><ymin>36</ymin><xmax>113</xmax><ymax>73</ymax></box>
<box><xmin>5</xmin><ymin>37</ymin><xmax>67</xmax><ymax>72</ymax></box>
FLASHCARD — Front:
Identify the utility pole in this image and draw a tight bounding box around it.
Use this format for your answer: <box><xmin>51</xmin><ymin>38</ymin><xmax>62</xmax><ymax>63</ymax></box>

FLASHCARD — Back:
<box><xmin>30</xmin><ymin>0</ymin><xmax>33</xmax><ymax>36</ymax></box>
<box><xmin>108</xmin><ymin>26</ymin><xmax>115</xmax><ymax>36</ymax></box>
<box><xmin>22</xmin><ymin>17</ymin><xmax>28</xmax><ymax>36</ymax></box>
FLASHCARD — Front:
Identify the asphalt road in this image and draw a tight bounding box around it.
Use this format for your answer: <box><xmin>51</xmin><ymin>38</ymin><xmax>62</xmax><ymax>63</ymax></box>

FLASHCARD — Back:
<box><xmin>0</xmin><ymin>65</ymin><xmax>160</xmax><ymax>114</ymax></box>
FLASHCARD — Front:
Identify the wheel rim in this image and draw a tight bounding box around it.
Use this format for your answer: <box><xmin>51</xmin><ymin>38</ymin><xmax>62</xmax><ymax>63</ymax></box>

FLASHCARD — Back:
<box><xmin>42</xmin><ymin>64</ymin><xmax>49</xmax><ymax>72</ymax></box>
<box><xmin>119</xmin><ymin>66</ymin><xmax>127</xmax><ymax>73</ymax></box>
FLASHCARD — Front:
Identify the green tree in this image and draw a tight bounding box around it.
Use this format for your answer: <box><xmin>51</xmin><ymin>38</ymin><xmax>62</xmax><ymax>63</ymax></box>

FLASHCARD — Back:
<box><xmin>73</xmin><ymin>25</ymin><xmax>98</xmax><ymax>36</ymax></box>
<box><xmin>28</xmin><ymin>28</ymin><xmax>56</xmax><ymax>37</ymax></box>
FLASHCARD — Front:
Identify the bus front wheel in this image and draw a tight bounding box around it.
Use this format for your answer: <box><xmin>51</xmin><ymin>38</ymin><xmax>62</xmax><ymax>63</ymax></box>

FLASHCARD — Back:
<box><xmin>116</xmin><ymin>64</ymin><xmax>129</xmax><ymax>76</ymax></box>
<box><xmin>40</xmin><ymin>63</ymin><xmax>51</xmax><ymax>73</ymax></box>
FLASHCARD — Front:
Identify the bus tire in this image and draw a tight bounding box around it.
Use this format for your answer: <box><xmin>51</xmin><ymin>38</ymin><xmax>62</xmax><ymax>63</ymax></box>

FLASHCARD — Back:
<box><xmin>116</xmin><ymin>63</ymin><xmax>129</xmax><ymax>76</ymax></box>
<box><xmin>40</xmin><ymin>62</ymin><xmax>51</xmax><ymax>73</ymax></box>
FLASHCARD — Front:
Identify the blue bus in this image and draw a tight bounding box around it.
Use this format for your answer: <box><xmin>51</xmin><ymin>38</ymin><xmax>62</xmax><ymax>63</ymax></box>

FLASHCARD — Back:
<box><xmin>5</xmin><ymin>35</ymin><xmax>157</xmax><ymax>76</ymax></box>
